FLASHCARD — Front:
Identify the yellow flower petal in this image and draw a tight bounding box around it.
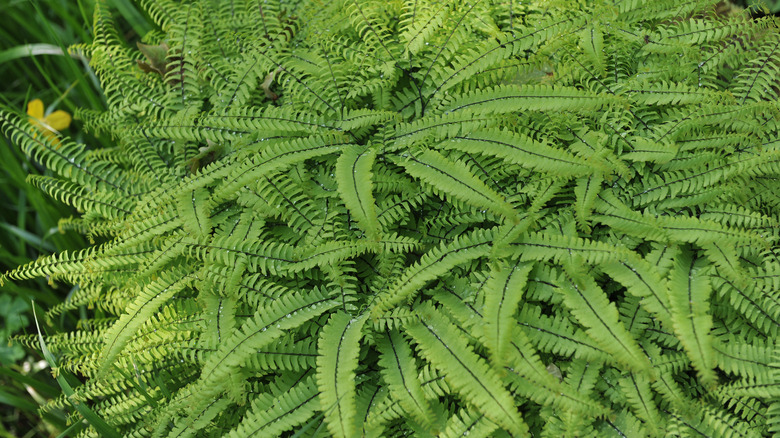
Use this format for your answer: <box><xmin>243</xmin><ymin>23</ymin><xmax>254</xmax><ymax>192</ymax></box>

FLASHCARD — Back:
<box><xmin>46</xmin><ymin>110</ymin><xmax>72</xmax><ymax>131</ymax></box>
<box><xmin>44</xmin><ymin>131</ymin><xmax>64</xmax><ymax>149</ymax></box>
<box><xmin>27</xmin><ymin>99</ymin><xmax>44</xmax><ymax>119</ymax></box>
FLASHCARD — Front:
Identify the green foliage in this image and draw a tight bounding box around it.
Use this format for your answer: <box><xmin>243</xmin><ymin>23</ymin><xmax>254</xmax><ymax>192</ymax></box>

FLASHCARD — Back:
<box><xmin>0</xmin><ymin>0</ymin><xmax>124</xmax><ymax>435</ymax></box>
<box><xmin>0</xmin><ymin>295</ymin><xmax>29</xmax><ymax>365</ymax></box>
<box><xmin>2</xmin><ymin>0</ymin><xmax>780</xmax><ymax>436</ymax></box>
<box><xmin>743</xmin><ymin>0</ymin><xmax>780</xmax><ymax>14</ymax></box>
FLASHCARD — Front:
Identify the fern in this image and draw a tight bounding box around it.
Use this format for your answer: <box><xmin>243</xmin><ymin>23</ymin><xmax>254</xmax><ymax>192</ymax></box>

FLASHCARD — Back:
<box><xmin>375</xmin><ymin>328</ymin><xmax>441</xmax><ymax>433</ymax></box>
<box><xmin>405</xmin><ymin>304</ymin><xmax>529</xmax><ymax>436</ymax></box>
<box><xmin>2</xmin><ymin>0</ymin><xmax>780</xmax><ymax>436</ymax></box>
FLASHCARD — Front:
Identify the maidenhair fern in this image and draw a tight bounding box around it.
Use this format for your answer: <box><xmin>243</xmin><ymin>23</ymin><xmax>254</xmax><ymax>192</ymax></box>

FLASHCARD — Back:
<box><xmin>2</xmin><ymin>0</ymin><xmax>780</xmax><ymax>436</ymax></box>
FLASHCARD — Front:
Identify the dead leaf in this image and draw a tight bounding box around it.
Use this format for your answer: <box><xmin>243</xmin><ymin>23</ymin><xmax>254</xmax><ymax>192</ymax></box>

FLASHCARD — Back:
<box><xmin>137</xmin><ymin>42</ymin><xmax>170</xmax><ymax>76</ymax></box>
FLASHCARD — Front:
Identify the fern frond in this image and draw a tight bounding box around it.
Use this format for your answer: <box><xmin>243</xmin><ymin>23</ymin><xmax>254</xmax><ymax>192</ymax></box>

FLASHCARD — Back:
<box><xmin>395</xmin><ymin>149</ymin><xmax>517</xmax><ymax>219</ymax></box>
<box><xmin>558</xmin><ymin>263</ymin><xmax>652</xmax><ymax>373</ymax></box>
<box><xmin>0</xmin><ymin>107</ymin><xmax>134</xmax><ymax>196</ymax></box>
<box><xmin>618</xmin><ymin>373</ymin><xmax>665</xmax><ymax>435</ymax></box>
<box><xmin>502</xmin><ymin>327</ymin><xmax>608</xmax><ymax>418</ymax></box>
<box><xmin>156</xmin><ymin>290</ymin><xmax>336</xmax><ymax>435</ymax></box>
<box><xmin>213</xmin><ymin>134</ymin><xmax>352</xmax><ymax>202</ymax></box>
<box><xmin>732</xmin><ymin>34</ymin><xmax>780</xmax><ymax>104</ymax></box>
<box><xmin>336</xmin><ymin>145</ymin><xmax>381</xmax><ymax>239</ymax></box>
<box><xmin>405</xmin><ymin>305</ymin><xmax>529</xmax><ymax>436</ymax></box>
<box><xmin>518</xmin><ymin>304</ymin><xmax>610</xmax><ymax>362</ymax></box>
<box><xmin>27</xmin><ymin>175</ymin><xmax>134</xmax><ymax>219</ymax></box>
<box><xmin>227</xmin><ymin>375</ymin><xmax>320</xmax><ymax>438</ymax></box>
<box><xmin>98</xmin><ymin>267</ymin><xmax>194</xmax><ymax>376</ymax></box>
<box><xmin>438</xmin><ymin>129</ymin><xmax>599</xmax><ymax>177</ymax></box>
<box><xmin>599</xmin><ymin>256</ymin><xmax>674</xmax><ymax>331</ymax></box>
<box><xmin>439</xmin><ymin>408</ymin><xmax>498</xmax><ymax>438</ymax></box>
<box><xmin>511</xmin><ymin>232</ymin><xmax>630</xmax><ymax>265</ymax></box>
<box><xmin>441</xmin><ymin>84</ymin><xmax>620</xmax><ymax>114</ymax></box>
<box><xmin>376</xmin><ymin>329</ymin><xmax>440</xmax><ymax>434</ymax></box>
<box><xmin>317</xmin><ymin>312</ymin><xmax>368</xmax><ymax>438</ymax></box>
<box><xmin>480</xmin><ymin>260</ymin><xmax>531</xmax><ymax>365</ymax></box>
<box><xmin>711</xmin><ymin>274</ymin><xmax>780</xmax><ymax>336</ymax></box>
<box><xmin>667</xmin><ymin>248</ymin><xmax>718</xmax><ymax>389</ymax></box>
<box><xmin>714</xmin><ymin>337</ymin><xmax>775</xmax><ymax>380</ymax></box>
<box><xmin>371</xmin><ymin>228</ymin><xmax>493</xmax><ymax>316</ymax></box>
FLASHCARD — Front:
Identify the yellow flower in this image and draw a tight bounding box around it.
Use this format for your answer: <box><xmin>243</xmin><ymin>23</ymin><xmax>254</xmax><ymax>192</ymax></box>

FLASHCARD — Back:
<box><xmin>26</xmin><ymin>98</ymin><xmax>71</xmax><ymax>147</ymax></box>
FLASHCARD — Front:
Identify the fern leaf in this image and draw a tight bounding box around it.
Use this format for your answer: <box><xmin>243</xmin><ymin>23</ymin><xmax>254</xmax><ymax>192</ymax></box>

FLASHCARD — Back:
<box><xmin>733</xmin><ymin>35</ymin><xmax>780</xmax><ymax>104</ymax></box>
<box><xmin>192</xmin><ymin>235</ymin><xmax>297</xmax><ymax>277</ymax></box>
<box><xmin>713</xmin><ymin>338</ymin><xmax>774</xmax><ymax>380</ymax></box>
<box><xmin>335</xmin><ymin>108</ymin><xmax>397</xmax><ymax>132</ymax></box>
<box><xmin>361</xmin><ymin>386</ymin><xmax>397</xmax><ymax>437</ymax></box>
<box><xmin>371</xmin><ymin>228</ymin><xmax>493</xmax><ymax>316</ymax></box>
<box><xmin>27</xmin><ymin>175</ymin><xmax>134</xmax><ymax>219</ymax></box>
<box><xmin>655</xmin><ymin>16</ymin><xmax>760</xmax><ymax>47</ymax></box>
<box><xmin>597</xmin><ymin>410</ymin><xmax>648</xmax><ymax>438</ymax></box>
<box><xmin>176</xmin><ymin>187</ymin><xmax>212</xmax><ymax>238</ymax></box>
<box><xmin>430</xmin><ymin>17</ymin><xmax>581</xmax><ymax>97</ymax></box>
<box><xmin>518</xmin><ymin>304</ymin><xmax>610</xmax><ymax>362</ymax></box>
<box><xmin>198</xmin><ymin>293</ymin><xmax>237</xmax><ymax>351</ymax></box>
<box><xmin>399</xmin><ymin>2</ymin><xmax>447</xmax><ymax>56</ymax></box>
<box><xmin>213</xmin><ymin>134</ymin><xmax>353</xmax><ymax>202</ymax></box>
<box><xmin>98</xmin><ymin>267</ymin><xmax>194</xmax><ymax>376</ymax></box>
<box><xmin>591</xmin><ymin>190</ymin><xmax>669</xmax><ymax>242</ymax></box>
<box><xmin>292</xmin><ymin>241</ymin><xmax>370</xmax><ymax>275</ymax></box>
<box><xmin>711</xmin><ymin>274</ymin><xmax>780</xmax><ymax>336</ymax></box>
<box><xmin>510</xmin><ymin>231</ymin><xmax>630</xmax><ymax>265</ymax></box>
<box><xmin>480</xmin><ymin>260</ymin><xmax>532</xmax><ymax>365</ymax></box>
<box><xmin>620</xmin><ymin>137</ymin><xmax>678</xmax><ymax>164</ymax></box>
<box><xmin>0</xmin><ymin>107</ymin><xmax>132</xmax><ymax>196</ymax></box>
<box><xmin>599</xmin><ymin>256</ymin><xmax>674</xmax><ymax>331</ymax></box>
<box><xmin>701</xmin><ymin>241</ymin><xmax>747</xmax><ymax>287</ymax></box>
<box><xmin>163</xmin><ymin>3</ymin><xmax>203</xmax><ymax>110</ymax></box>
<box><xmin>771</xmin><ymin>403</ymin><xmax>780</xmax><ymax>437</ymax></box>
<box><xmin>390</xmin><ymin>112</ymin><xmax>494</xmax><ymax>148</ymax></box>
<box><xmin>626</xmin><ymin>81</ymin><xmax>729</xmax><ymax>106</ymax></box>
<box><xmin>376</xmin><ymin>329</ymin><xmax>439</xmax><ymax>433</ymax></box>
<box><xmin>618</xmin><ymin>373</ymin><xmax>665</xmax><ymax>435</ymax></box>
<box><xmin>439</xmin><ymin>408</ymin><xmax>498</xmax><ymax>438</ymax></box>
<box><xmin>200</xmin><ymin>106</ymin><xmax>334</xmax><ymax>135</ymax></box>
<box><xmin>502</xmin><ymin>327</ymin><xmax>608</xmax><ymax>418</ymax></box>
<box><xmin>558</xmin><ymin>263</ymin><xmax>651</xmax><ymax>373</ymax></box>
<box><xmin>574</xmin><ymin>173</ymin><xmax>603</xmax><ymax>230</ymax></box>
<box><xmin>335</xmin><ymin>145</ymin><xmax>381</xmax><ymax>239</ymax></box>
<box><xmin>395</xmin><ymin>149</ymin><xmax>517</xmax><ymax>219</ymax></box>
<box><xmin>317</xmin><ymin>312</ymin><xmax>368</xmax><ymax>438</ymax></box>
<box><xmin>405</xmin><ymin>305</ymin><xmax>529</xmax><ymax>436</ymax></box>
<box><xmin>656</xmin><ymin>215</ymin><xmax>765</xmax><ymax>246</ymax></box>
<box><xmin>580</xmin><ymin>25</ymin><xmax>605</xmax><ymax>76</ymax></box>
<box><xmin>667</xmin><ymin>248</ymin><xmax>718</xmax><ymax>388</ymax></box>
<box><xmin>244</xmin><ymin>338</ymin><xmax>319</xmax><ymax>373</ymax></box>
<box><xmin>438</xmin><ymin>129</ymin><xmax>598</xmax><ymax>177</ymax></box>
<box><xmin>227</xmin><ymin>375</ymin><xmax>320</xmax><ymax>438</ymax></box>
<box><xmin>159</xmin><ymin>289</ymin><xmax>338</xmax><ymax>435</ymax></box>
<box><xmin>441</xmin><ymin>84</ymin><xmax>620</xmax><ymax>114</ymax></box>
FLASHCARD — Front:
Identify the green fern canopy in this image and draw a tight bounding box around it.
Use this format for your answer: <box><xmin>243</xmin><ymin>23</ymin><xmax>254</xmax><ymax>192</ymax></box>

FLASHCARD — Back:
<box><xmin>2</xmin><ymin>0</ymin><xmax>779</xmax><ymax>436</ymax></box>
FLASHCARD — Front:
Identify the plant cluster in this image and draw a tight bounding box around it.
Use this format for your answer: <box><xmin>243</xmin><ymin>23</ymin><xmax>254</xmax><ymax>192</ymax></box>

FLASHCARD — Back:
<box><xmin>1</xmin><ymin>0</ymin><xmax>779</xmax><ymax>436</ymax></box>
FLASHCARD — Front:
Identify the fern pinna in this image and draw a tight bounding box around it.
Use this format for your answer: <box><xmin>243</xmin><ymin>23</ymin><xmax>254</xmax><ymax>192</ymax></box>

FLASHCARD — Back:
<box><xmin>1</xmin><ymin>0</ymin><xmax>779</xmax><ymax>436</ymax></box>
